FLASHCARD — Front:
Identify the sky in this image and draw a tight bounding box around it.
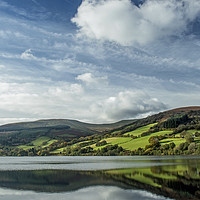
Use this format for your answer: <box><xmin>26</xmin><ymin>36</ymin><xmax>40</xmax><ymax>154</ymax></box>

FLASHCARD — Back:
<box><xmin>0</xmin><ymin>0</ymin><xmax>200</xmax><ymax>125</ymax></box>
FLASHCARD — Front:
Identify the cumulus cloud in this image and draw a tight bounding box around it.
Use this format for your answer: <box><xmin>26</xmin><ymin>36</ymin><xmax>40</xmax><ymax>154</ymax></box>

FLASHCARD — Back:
<box><xmin>90</xmin><ymin>90</ymin><xmax>166</xmax><ymax>121</ymax></box>
<box><xmin>72</xmin><ymin>0</ymin><xmax>200</xmax><ymax>46</ymax></box>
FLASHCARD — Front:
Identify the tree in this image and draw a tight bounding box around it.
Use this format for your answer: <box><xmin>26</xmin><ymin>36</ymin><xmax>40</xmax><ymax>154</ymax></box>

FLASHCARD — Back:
<box><xmin>185</xmin><ymin>133</ymin><xmax>194</xmax><ymax>143</ymax></box>
<box><xmin>96</xmin><ymin>140</ymin><xmax>107</xmax><ymax>147</ymax></box>
<box><xmin>169</xmin><ymin>142</ymin><xmax>175</xmax><ymax>149</ymax></box>
<box><xmin>149</xmin><ymin>136</ymin><xmax>159</xmax><ymax>144</ymax></box>
<box><xmin>180</xmin><ymin>131</ymin><xmax>187</xmax><ymax>138</ymax></box>
<box><xmin>178</xmin><ymin>142</ymin><xmax>189</xmax><ymax>151</ymax></box>
<box><xmin>188</xmin><ymin>143</ymin><xmax>196</xmax><ymax>153</ymax></box>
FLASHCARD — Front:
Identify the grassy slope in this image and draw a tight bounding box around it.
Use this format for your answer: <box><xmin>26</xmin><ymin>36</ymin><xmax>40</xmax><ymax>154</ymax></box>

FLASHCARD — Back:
<box><xmin>50</xmin><ymin>122</ymin><xmax>200</xmax><ymax>154</ymax></box>
<box><xmin>8</xmin><ymin>108</ymin><xmax>200</xmax><ymax>154</ymax></box>
<box><xmin>19</xmin><ymin>137</ymin><xmax>57</xmax><ymax>150</ymax></box>
<box><xmin>99</xmin><ymin>129</ymin><xmax>199</xmax><ymax>151</ymax></box>
<box><xmin>92</xmin><ymin>137</ymin><xmax>133</xmax><ymax>150</ymax></box>
<box><xmin>159</xmin><ymin>138</ymin><xmax>184</xmax><ymax>146</ymax></box>
<box><xmin>0</xmin><ymin>119</ymin><xmax>136</xmax><ymax>148</ymax></box>
<box><xmin>124</xmin><ymin>123</ymin><xmax>157</xmax><ymax>136</ymax></box>
<box><xmin>59</xmin><ymin>131</ymin><xmax>176</xmax><ymax>153</ymax></box>
<box><xmin>97</xmin><ymin>130</ymin><xmax>173</xmax><ymax>151</ymax></box>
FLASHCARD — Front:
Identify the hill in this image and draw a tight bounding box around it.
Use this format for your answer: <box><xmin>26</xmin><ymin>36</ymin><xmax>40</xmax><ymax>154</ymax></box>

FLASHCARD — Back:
<box><xmin>0</xmin><ymin>118</ymin><xmax>135</xmax><ymax>148</ymax></box>
<box><xmin>0</xmin><ymin>106</ymin><xmax>200</xmax><ymax>156</ymax></box>
<box><xmin>0</xmin><ymin>118</ymin><xmax>135</xmax><ymax>132</ymax></box>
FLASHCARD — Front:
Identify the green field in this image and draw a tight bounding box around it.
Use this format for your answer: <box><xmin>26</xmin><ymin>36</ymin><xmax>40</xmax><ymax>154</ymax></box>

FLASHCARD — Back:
<box><xmin>18</xmin><ymin>137</ymin><xmax>57</xmax><ymax>150</ymax></box>
<box><xmin>51</xmin><ymin>147</ymin><xmax>66</xmax><ymax>154</ymax></box>
<box><xmin>105</xmin><ymin>137</ymin><xmax>132</xmax><ymax>145</ymax></box>
<box><xmin>92</xmin><ymin>137</ymin><xmax>133</xmax><ymax>150</ymax></box>
<box><xmin>51</xmin><ymin>127</ymin><xmax>191</xmax><ymax>153</ymax></box>
<box><xmin>176</xmin><ymin>129</ymin><xmax>200</xmax><ymax>137</ymax></box>
<box><xmin>120</xmin><ymin>130</ymin><xmax>173</xmax><ymax>150</ymax></box>
<box><xmin>187</xmin><ymin>129</ymin><xmax>200</xmax><ymax>134</ymax></box>
<box><xmin>86</xmin><ymin>130</ymin><xmax>173</xmax><ymax>151</ymax></box>
<box><xmin>124</xmin><ymin>123</ymin><xmax>157</xmax><ymax>136</ymax></box>
<box><xmin>160</xmin><ymin>138</ymin><xmax>185</xmax><ymax>146</ymax></box>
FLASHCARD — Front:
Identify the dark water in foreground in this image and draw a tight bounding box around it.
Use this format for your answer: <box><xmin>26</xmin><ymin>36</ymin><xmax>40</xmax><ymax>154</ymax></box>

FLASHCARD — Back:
<box><xmin>0</xmin><ymin>156</ymin><xmax>199</xmax><ymax>200</ymax></box>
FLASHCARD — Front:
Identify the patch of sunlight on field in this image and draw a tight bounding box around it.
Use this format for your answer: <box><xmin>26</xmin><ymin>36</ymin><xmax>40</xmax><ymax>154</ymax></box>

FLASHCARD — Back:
<box><xmin>120</xmin><ymin>131</ymin><xmax>173</xmax><ymax>150</ymax></box>
<box><xmin>124</xmin><ymin>123</ymin><xmax>157</xmax><ymax>137</ymax></box>
<box><xmin>18</xmin><ymin>137</ymin><xmax>57</xmax><ymax>150</ymax></box>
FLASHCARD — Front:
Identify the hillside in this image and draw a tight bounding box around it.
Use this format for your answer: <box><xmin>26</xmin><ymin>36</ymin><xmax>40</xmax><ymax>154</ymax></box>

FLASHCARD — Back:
<box><xmin>0</xmin><ymin>118</ymin><xmax>135</xmax><ymax>132</ymax></box>
<box><xmin>0</xmin><ymin>106</ymin><xmax>200</xmax><ymax>156</ymax></box>
<box><xmin>0</xmin><ymin>119</ymin><xmax>135</xmax><ymax>148</ymax></box>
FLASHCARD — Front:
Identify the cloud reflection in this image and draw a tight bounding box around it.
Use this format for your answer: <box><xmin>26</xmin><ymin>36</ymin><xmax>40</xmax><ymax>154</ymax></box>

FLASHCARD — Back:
<box><xmin>0</xmin><ymin>186</ymin><xmax>172</xmax><ymax>200</ymax></box>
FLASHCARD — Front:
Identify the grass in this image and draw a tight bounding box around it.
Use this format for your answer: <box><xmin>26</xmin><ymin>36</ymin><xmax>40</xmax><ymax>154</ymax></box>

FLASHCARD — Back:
<box><xmin>72</xmin><ymin>140</ymin><xmax>93</xmax><ymax>147</ymax></box>
<box><xmin>176</xmin><ymin>129</ymin><xmax>200</xmax><ymax>137</ymax></box>
<box><xmin>85</xmin><ymin>130</ymin><xmax>173</xmax><ymax>151</ymax></box>
<box><xmin>119</xmin><ymin>131</ymin><xmax>173</xmax><ymax>150</ymax></box>
<box><xmin>51</xmin><ymin>147</ymin><xmax>66</xmax><ymax>154</ymax></box>
<box><xmin>91</xmin><ymin>137</ymin><xmax>133</xmax><ymax>150</ymax></box>
<box><xmin>49</xmin><ymin>126</ymin><xmax>199</xmax><ymax>154</ymax></box>
<box><xmin>105</xmin><ymin>137</ymin><xmax>133</xmax><ymax>145</ymax></box>
<box><xmin>187</xmin><ymin>129</ymin><xmax>200</xmax><ymax>134</ymax></box>
<box><xmin>42</xmin><ymin>139</ymin><xmax>57</xmax><ymax>148</ymax></box>
<box><xmin>18</xmin><ymin>144</ymin><xmax>34</xmax><ymax>150</ymax></box>
<box><xmin>124</xmin><ymin>123</ymin><xmax>157</xmax><ymax>137</ymax></box>
<box><xmin>18</xmin><ymin>137</ymin><xmax>57</xmax><ymax>150</ymax></box>
<box><xmin>51</xmin><ymin>140</ymin><xmax>96</xmax><ymax>154</ymax></box>
<box><xmin>32</xmin><ymin>136</ymin><xmax>50</xmax><ymax>146</ymax></box>
<box><xmin>82</xmin><ymin>130</ymin><xmax>174</xmax><ymax>151</ymax></box>
<box><xmin>160</xmin><ymin>138</ymin><xmax>185</xmax><ymax>146</ymax></box>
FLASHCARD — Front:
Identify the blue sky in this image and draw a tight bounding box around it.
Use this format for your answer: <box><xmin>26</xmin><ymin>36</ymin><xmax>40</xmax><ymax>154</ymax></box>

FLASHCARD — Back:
<box><xmin>0</xmin><ymin>0</ymin><xmax>200</xmax><ymax>124</ymax></box>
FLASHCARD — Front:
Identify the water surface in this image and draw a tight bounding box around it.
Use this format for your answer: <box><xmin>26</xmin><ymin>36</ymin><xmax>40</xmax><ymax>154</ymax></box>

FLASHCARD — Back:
<box><xmin>0</xmin><ymin>156</ymin><xmax>199</xmax><ymax>200</ymax></box>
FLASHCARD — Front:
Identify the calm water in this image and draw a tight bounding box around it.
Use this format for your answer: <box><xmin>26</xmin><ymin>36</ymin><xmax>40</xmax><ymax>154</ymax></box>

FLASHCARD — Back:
<box><xmin>0</xmin><ymin>156</ymin><xmax>199</xmax><ymax>200</ymax></box>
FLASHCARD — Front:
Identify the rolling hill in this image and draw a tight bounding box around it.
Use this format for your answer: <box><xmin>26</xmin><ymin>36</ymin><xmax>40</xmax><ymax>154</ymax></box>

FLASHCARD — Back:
<box><xmin>0</xmin><ymin>118</ymin><xmax>135</xmax><ymax>147</ymax></box>
<box><xmin>0</xmin><ymin>106</ymin><xmax>200</xmax><ymax>156</ymax></box>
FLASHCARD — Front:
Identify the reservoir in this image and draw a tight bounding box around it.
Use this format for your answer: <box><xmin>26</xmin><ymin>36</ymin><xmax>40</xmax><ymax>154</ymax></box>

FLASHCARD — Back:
<box><xmin>0</xmin><ymin>156</ymin><xmax>199</xmax><ymax>200</ymax></box>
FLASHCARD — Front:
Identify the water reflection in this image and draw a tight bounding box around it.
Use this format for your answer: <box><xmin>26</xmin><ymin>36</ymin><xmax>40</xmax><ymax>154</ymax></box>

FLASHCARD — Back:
<box><xmin>0</xmin><ymin>170</ymin><xmax>127</xmax><ymax>192</ymax></box>
<box><xmin>0</xmin><ymin>186</ymin><xmax>171</xmax><ymax>200</ymax></box>
<box><xmin>0</xmin><ymin>156</ymin><xmax>199</xmax><ymax>200</ymax></box>
<box><xmin>0</xmin><ymin>156</ymin><xmax>199</xmax><ymax>171</ymax></box>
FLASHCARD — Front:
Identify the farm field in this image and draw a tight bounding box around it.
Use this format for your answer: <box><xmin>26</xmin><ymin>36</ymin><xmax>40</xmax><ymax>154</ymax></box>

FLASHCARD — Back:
<box><xmin>18</xmin><ymin>137</ymin><xmax>57</xmax><ymax>150</ymax></box>
<box><xmin>124</xmin><ymin>123</ymin><xmax>157</xmax><ymax>136</ymax></box>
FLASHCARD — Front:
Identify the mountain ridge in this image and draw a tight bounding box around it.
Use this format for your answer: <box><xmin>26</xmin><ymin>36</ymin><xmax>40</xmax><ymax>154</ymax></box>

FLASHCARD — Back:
<box><xmin>1</xmin><ymin>106</ymin><xmax>199</xmax><ymax>130</ymax></box>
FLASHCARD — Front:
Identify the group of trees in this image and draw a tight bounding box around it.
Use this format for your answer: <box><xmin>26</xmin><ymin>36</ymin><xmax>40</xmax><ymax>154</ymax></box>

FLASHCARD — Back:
<box><xmin>162</xmin><ymin>114</ymin><xmax>189</xmax><ymax>128</ymax></box>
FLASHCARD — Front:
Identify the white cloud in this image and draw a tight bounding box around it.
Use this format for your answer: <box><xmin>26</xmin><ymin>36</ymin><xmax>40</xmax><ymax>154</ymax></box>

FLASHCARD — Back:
<box><xmin>20</xmin><ymin>49</ymin><xmax>36</xmax><ymax>60</ymax></box>
<box><xmin>72</xmin><ymin>0</ymin><xmax>200</xmax><ymax>46</ymax></box>
<box><xmin>0</xmin><ymin>77</ymin><xmax>166</xmax><ymax>124</ymax></box>
<box><xmin>76</xmin><ymin>73</ymin><xmax>107</xmax><ymax>86</ymax></box>
<box><xmin>0</xmin><ymin>81</ymin><xmax>85</xmax><ymax>119</ymax></box>
<box><xmin>0</xmin><ymin>0</ymin><xmax>200</xmax><ymax>125</ymax></box>
<box><xmin>0</xmin><ymin>118</ymin><xmax>38</xmax><ymax>125</ymax></box>
<box><xmin>90</xmin><ymin>90</ymin><xmax>166</xmax><ymax>121</ymax></box>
